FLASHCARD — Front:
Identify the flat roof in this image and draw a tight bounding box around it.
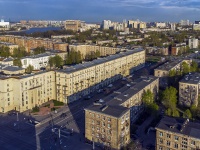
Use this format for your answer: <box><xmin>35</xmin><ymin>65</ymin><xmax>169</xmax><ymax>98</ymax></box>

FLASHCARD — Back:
<box><xmin>85</xmin><ymin>105</ymin><xmax>129</xmax><ymax>118</ymax></box>
<box><xmin>0</xmin><ymin>64</ymin><xmax>24</xmax><ymax>72</ymax></box>
<box><xmin>156</xmin><ymin>116</ymin><xmax>200</xmax><ymax>139</ymax></box>
<box><xmin>180</xmin><ymin>72</ymin><xmax>200</xmax><ymax>84</ymax></box>
<box><xmin>155</xmin><ymin>59</ymin><xmax>183</xmax><ymax>71</ymax></box>
<box><xmin>86</xmin><ymin>75</ymin><xmax>158</xmax><ymax>117</ymax></box>
<box><xmin>57</xmin><ymin>48</ymin><xmax>144</xmax><ymax>74</ymax></box>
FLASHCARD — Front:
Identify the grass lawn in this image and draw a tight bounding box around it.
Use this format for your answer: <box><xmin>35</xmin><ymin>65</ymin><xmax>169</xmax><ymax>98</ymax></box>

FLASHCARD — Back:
<box><xmin>53</xmin><ymin>100</ymin><xmax>64</xmax><ymax>106</ymax></box>
<box><xmin>32</xmin><ymin>106</ymin><xmax>40</xmax><ymax>113</ymax></box>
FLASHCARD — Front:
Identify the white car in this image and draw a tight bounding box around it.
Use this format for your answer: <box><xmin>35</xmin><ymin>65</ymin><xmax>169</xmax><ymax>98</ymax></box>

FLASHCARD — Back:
<box><xmin>108</xmin><ymin>84</ymin><xmax>113</xmax><ymax>88</ymax></box>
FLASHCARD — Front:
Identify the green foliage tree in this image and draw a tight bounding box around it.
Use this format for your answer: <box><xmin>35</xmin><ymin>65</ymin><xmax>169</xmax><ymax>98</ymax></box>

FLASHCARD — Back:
<box><xmin>0</xmin><ymin>46</ymin><xmax>11</xmax><ymax>57</ymax></box>
<box><xmin>48</xmin><ymin>56</ymin><xmax>54</xmax><ymax>69</ymax></box>
<box><xmin>65</xmin><ymin>50</ymin><xmax>82</xmax><ymax>65</ymax></box>
<box><xmin>142</xmin><ymin>89</ymin><xmax>154</xmax><ymax>106</ymax></box>
<box><xmin>183</xmin><ymin>109</ymin><xmax>192</xmax><ymax>119</ymax></box>
<box><xmin>54</xmin><ymin>55</ymin><xmax>64</xmax><ymax>68</ymax></box>
<box><xmin>182</xmin><ymin>62</ymin><xmax>190</xmax><ymax>75</ymax></box>
<box><xmin>26</xmin><ymin>64</ymin><xmax>34</xmax><ymax>73</ymax></box>
<box><xmin>12</xmin><ymin>47</ymin><xmax>29</xmax><ymax>58</ymax></box>
<box><xmin>13</xmin><ymin>59</ymin><xmax>22</xmax><ymax>67</ymax></box>
<box><xmin>169</xmin><ymin>69</ymin><xmax>176</xmax><ymax>77</ymax></box>
<box><xmin>162</xmin><ymin>86</ymin><xmax>177</xmax><ymax>109</ymax></box>
<box><xmin>48</xmin><ymin>55</ymin><xmax>64</xmax><ymax>68</ymax></box>
<box><xmin>33</xmin><ymin>46</ymin><xmax>45</xmax><ymax>55</ymax></box>
<box><xmin>190</xmin><ymin>61</ymin><xmax>198</xmax><ymax>72</ymax></box>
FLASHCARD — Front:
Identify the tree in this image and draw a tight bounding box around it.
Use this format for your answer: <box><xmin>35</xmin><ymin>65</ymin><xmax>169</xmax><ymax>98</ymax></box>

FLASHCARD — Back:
<box><xmin>0</xmin><ymin>46</ymin><xmax>11</xmax><ymax>57</ymax></box>
<box><xmin>13</xmin><ymin>59</ymin><xmax>22</xmax><ymax>67</ymax></box>
<box><xmin>190</xmin><ymin>61</ymin><xmax>198</xmax><ymax>72</ymax></box>
<box><xmin>190</xmin><ymin>104</ymin><xmax>197</xmax><ymax>118</ymax></box>
<box><xmin>33</xmin><ymin>46</ymin><xmax>45</xmax><ymax>55</ymax></box>
<box><xmin>161</xmin><ymin>86</ymin><xmax>177</xmax><ymax>109</ymax></box>
<box><xmin>48</xmin><ymin>57</ymin><xmax>54</xmax><ymax>69</ymax></box>
<box><xmin>54</xmin><ymin>55</ymin><xmax>64</xmax><ymax>68</ymax></box>
<box><xmin>182</xmin><ymin>62</ymin><xmax>190</xmax><ymax>75</ymax></box>
<box><xmin>142</xmin><ymin>89</ymin><xmax>154</xmax><ymax>106</ymax></box>
<box><xmin>169</xmin><ymin>69</ymin><xmax>176</xmax><ymax>77</ymax></box>
<box><xmin>26</xmin><ymin>64</ymin><xmax>34</xmax><ymax>73</ymax></box>
<box><xmin>183</xmin><ymin>109</ymin><xmax>192</xmax><ymax>119</ymax></box>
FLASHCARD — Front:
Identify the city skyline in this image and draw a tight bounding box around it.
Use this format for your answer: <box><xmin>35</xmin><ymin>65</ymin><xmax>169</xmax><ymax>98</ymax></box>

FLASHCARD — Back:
<box><xmin>0</xmin><ymin>0</ymin><xmax>200</xmax><ymax>22</ymax></box>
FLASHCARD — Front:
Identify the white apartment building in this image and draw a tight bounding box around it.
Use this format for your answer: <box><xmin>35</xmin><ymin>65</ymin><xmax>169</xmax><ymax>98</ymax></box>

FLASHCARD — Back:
<box><xmin>21</xmin><ymin>53</ymin><xmax>55</xmax><ymax>70</ymax></box>
<box><xmin>156</xmin><ymin>22</ymin><xmax>166</xmax><ymax>28</ymax></box>
<box><xmin>0</xmin><ymin>19</ymin><xmax>9</xmax><ymax>28</ymax></box>
<box><xmin>102</xmin><ymin>20</ymin><xmax>112</xmax><ymax>29</ymax></box>
<box><xmin>189</xmin><ymin>38</ymin><xmax>199</xmax><ymax>49</ymax></box>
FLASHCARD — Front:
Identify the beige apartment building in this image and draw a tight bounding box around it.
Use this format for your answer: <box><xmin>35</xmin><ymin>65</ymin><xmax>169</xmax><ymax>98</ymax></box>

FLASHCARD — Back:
<box><xmin>0</xmin><ymin>35</ymin><xmax>61</xmax><ymax>52</ymax></box>
<box><xmin>179</xmin><ymin>72</ymin><xmax>200</xmax><ymax>107</ymax></box>
<box><xmin>0</xmin><ymin>71</ymin><xmax>56</xmax><ymax>113</ymax></box>
<box><xmin>68</xmin><ymin>44</ymin><xmax>120</xmax><ymax>58</ymax></box>
<box><xmin>56</xmin><ymin>48</ymin><xmax>145</xmax><ymax>103</ymax></box>
<box><xmin>85</xmin><ymin>104</ymin><xmax>130</xmax><ymax>150</ymax></box>
<box><xmin>64</xmin><ymin>20</ymin><xmax>81</xmax><ymax>31</ymax></box>
<box><xmin>156</xmin><ymin>116</ymin><xmax>200</xmax><ymax>150</ymax></box>
<box><xmin>85</xmin><ymin>75</ymin><xmax>158</xmax><ymax>149</ymax></box>
<box><xmin>0</xmin><ymin>42</ymin><xmax>19</xmax><ymax>54</ymax></box>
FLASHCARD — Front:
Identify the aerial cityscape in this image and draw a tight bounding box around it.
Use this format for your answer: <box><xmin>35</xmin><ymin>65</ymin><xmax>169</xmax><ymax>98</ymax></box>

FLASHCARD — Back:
<box><xmin>0</xmin><ymin>1</ymin><xmax>200</xmax><ymax>150</ymax></box>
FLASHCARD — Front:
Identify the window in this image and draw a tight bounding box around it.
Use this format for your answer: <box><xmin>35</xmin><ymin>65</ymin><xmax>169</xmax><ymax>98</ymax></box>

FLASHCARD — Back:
<box><xmin>191</xmin><ymin>140</ymin><xmax>195</xmax><ymax>145</ymax></box>
<box><xmin>108</xmin><ymin>124</ymin><xmax>111</xmax><ymax>128</ymax></box>
<box><xmin>167</xmin><ymin>134</ymin><xmax>171</xmax><ymax>138</ymax></box>
<box><xmin>159</xmin><ymin>138</ymin><xmax>163</xmax><ymax>144</ymax></box>
<box><xmin>92</xmin><ymin>120</ymin><xmax>94</xmax><ymax>124</ymax></box>
<box><xmin>108</xmin><ymin>118</ymin><xmax>111</xmax><ymax>122</ymax></box>
<box><xmin>174</xmin><ymin>136</ymin><xmax>179</xmax><ymax>141</ymax></box>
<box><xmin>167</xmin><ymin>141</ymin><xmax>170</xmax><ymax>146</ymax></box>
<box><xmin>102</xmin><ymin>122</ymin><xmax>105</xmax><ymax>127</ymax></box>
<box><xmin>159</xmin><ymin>146</ymin><xmax>163</xmax><ymax>150</ymax></box>
<box><xmin>174</xmin><ymin>143</ymin><xmax>178</xmax><ymax>148</ymax></box>
<box><xmin>159</xmin><ymin>132</ymin><xmax>163</xmax><ymax>137</ymax></box>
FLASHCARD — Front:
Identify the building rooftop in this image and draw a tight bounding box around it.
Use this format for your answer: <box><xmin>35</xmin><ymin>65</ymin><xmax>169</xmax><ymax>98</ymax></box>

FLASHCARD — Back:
<box><xmin>85</xmin><ymin>104</ymin><xmax>129</xmax><ymax>118</ymax></box>
<box><xmin>86</xmin><ymin>75</ymin><xmax>158</xmax><ymax>117</ymax></box>
<box><xmin>155</xmin><ymin>59</ymin><xmax>183</xmax><ymax>71</ymax></box>
<box><xmin>156</xmin><ymin>116</ymin><xmax>200</xmax><ymax>139</ymax></box>
<box><xmin>0</xmin><ymin>64</ymin><xmax>24</xmax><ymax>72</ymax></box>
<box><xmin>57</xmin><ymin>48</ymin><xmax>144</xmax><ymax>74</ymax></box>
<box><xmin>180</xmin><ymin>72</ymin><xmax>200</xmax><ymax>84</ymax></box>
<box><xmin>21</xmin><ymin>53</ymin><xmax>55</xmax><ymax>59</ymax></box>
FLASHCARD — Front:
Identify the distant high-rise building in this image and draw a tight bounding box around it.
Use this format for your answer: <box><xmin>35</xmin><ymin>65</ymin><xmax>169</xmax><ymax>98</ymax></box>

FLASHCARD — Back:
<box><xmin>188</xmin><ymin>38</ymin><xmax>199</xmax><ymax>49</ymax></box>
<box><xmin>170</xmin><ymin>23</ymin><xmax>176</xmax><ymax>31</ymax></box>
<box><xmin>180</xmin><ymin>20</ymin><xmax>190</xmax><ymax>26</ymax></box>
<box><xmin>156</xmin><ymin>22</ymin><xmax>166</xmax><ymax>28</ymax></box>
<box><xmin>102</xmin><ymin>20</ymin><xmax>112</xmax><ymax>29</ymax></box>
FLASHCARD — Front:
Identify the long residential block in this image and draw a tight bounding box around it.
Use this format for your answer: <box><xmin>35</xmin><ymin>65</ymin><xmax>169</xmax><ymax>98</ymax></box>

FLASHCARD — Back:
<box><xmin>85</xmin><ymin>75</ymin><xmax>158</xmax><ymax>149</ymax></box>
<box><xmin>56</xmin><ymin>48</ymin><xmax>145</xmax><ymax>103</ymax></box>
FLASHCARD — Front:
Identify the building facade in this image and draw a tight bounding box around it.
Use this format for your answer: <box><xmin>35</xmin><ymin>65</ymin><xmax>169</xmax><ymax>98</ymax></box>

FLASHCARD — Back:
<box><xmin>68</xmin><ymin>44</ymin><xmax>120</xmax><ymax>58</ymax></box>
<box><xmin>0</xmin><ymin>71</ymin><xmax>56</xmax><ymax>113</ymax></box>
<box><xmin>64</xmin><ymin>20</ymin><xmax>81</xmax><ymax>31</ymax></box>
<box><xmin>156</xmin><ymin>116</ymin><xmax>200</xmax><ymax>150</ymax></box>
<box><xmin>188</xmin><ymin>38</ymin><xmax>199</xmax><ymax>49</ymax></box>
<box><xmin>21</xmin><ymin>53</ymin><xmax>56</xmax><ymax>70</ymax></box>
<box><xmin>179</xmin><ymin>72</ymin><xmax>200</xmax><ymax>107</ymax></box>
<box><xmin>85</xmin><ymin>75</ymin><xmax>158</xmax><ymax>149</ymax></box>
<box><xmin>56</xmin><ymin>48</ymin><xmax>145</xmax><ymax>103</ymax></box>
<box><xmin>85</xmin><ymin>105</ymin><xmax>130</xmax><ymax>149</ymax></box>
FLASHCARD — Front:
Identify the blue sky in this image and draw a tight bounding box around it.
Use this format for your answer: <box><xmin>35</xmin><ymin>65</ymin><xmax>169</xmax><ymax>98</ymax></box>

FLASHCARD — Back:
<box><xmin>0</xmin><ymin>0</ymin><xmax>200</xmax><ymax>22</ymax></box>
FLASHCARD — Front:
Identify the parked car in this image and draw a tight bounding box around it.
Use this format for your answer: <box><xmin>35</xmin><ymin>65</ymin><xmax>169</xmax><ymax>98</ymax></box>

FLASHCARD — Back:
<box><xmin>107</xmin><ymin>84</ymin><xmax>113</xmax><ymax>88</ymax></box>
